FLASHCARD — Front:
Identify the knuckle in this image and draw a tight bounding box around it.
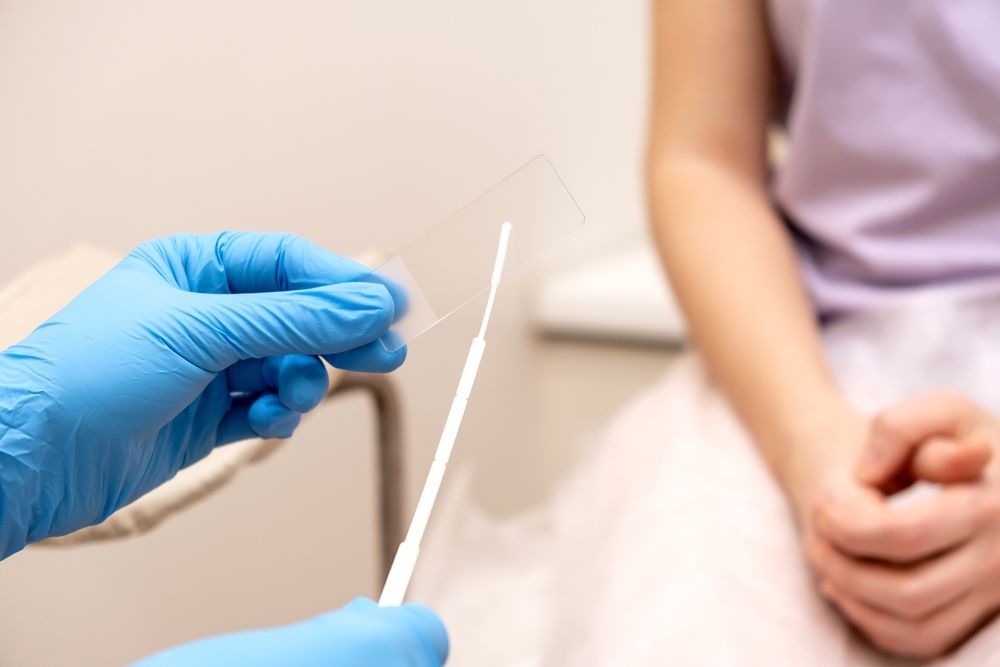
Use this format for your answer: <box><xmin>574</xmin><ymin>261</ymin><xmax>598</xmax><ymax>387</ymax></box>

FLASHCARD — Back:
<box><xmin>276</xmin><ymin>232</ymin><xmax>308</xmax><ymax>260</ymax></box>
<box><xmin>277</xmin><ymin>231</ymin><xmax>313</xmax><ymax>259</ymax></box>
<box><xmin>277</xmin><ymin>231</ymin><xmax>308</xmax><ymax>248</ymax></box>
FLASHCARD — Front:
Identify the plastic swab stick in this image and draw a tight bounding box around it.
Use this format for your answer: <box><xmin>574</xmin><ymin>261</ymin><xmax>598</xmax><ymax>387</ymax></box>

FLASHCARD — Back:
<box><xmin>378</xmin><ymin>221</ymin><xmax>512</xmax><ymax>607</ymax></box>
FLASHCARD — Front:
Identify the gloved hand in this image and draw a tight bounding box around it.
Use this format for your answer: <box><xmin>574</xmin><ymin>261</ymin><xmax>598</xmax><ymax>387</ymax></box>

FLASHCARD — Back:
<box><xmin>0</xmin><ymin>232</ymin><xmax>406</xmax><ymax>558</ymax></box>
<box><xmin>132</xmin><ymin>598</ymin><xmax>449</xmax><ymax>667</ymax></box>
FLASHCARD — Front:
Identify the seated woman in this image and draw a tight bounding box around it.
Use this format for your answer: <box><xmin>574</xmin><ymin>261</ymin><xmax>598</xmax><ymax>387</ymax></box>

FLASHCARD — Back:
<box><xmin>412</xmin><ymin>1</ymin><xmax>1000</xmax><ymax>663</ymax></box>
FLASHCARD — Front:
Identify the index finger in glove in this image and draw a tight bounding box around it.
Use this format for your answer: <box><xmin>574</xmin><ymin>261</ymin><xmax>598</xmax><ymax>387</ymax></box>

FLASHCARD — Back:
<box><xmin>129</xmin><ymin>232</ymin><xmax>410</xmax><ymax>320</ymax></box>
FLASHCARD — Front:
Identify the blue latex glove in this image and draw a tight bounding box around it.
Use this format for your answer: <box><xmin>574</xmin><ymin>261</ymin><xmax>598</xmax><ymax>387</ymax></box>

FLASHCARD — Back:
<box><xmin>133</xmin><ymin>598</ymin><xmax>448</xmax><ymax>667</ymax></box>
<box><xmin>0</xmin><ymin>232</ymin><xmax>407</xmax><ymax>558</ymax></box>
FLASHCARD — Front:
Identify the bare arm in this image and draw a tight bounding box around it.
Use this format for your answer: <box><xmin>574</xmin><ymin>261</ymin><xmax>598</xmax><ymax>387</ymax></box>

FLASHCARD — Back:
<box><xmin>646</xmin><ymin>0</ymin><xmax>860</xmax><ymax>499</ymax></box>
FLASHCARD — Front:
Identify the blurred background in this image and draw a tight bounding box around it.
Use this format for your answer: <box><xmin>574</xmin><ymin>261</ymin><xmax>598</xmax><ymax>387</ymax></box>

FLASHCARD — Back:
<box><xmin>0</xmin><ymin>1</ymin><xmax>684</xmax><ymax>663</ymax></box>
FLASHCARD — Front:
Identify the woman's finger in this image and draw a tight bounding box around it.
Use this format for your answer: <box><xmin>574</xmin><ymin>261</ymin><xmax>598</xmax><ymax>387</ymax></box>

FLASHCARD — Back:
<box><xmin>858</xmin><ymin>391</ymin><xmax>979</xmax><ymax>487</ymax></box>
<box><xmin>912</xmin><ymin>436</ymin><xmax>992</xmax><ymax>484</ymax></box>
<box><xmin>822</xmin><ymin>582</ymin><xmax>988</xmax><ymax>660</ymax></box>
<box><xmin>815</xmin><ymin>483</ymin><xmax>984</xmax><ymax>562</ymax></box>
<box><xmin>808</xmin><ymin>537</ymin><xmax>977</xmax><ymax>620</ymax></box>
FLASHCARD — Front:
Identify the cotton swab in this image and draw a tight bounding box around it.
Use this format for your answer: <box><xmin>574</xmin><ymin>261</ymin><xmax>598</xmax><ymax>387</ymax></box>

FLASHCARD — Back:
<box><xmin>378</xmin><ymin>221</ymin><xmax>512</xmax><ymax>607</ymax></box>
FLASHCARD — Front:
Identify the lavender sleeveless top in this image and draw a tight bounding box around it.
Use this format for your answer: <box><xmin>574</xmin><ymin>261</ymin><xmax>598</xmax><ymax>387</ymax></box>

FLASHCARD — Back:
<box><xmin>767</xmin><ymin>1</ymin><xmax>1000</xmax><ymax>316</ymax></box>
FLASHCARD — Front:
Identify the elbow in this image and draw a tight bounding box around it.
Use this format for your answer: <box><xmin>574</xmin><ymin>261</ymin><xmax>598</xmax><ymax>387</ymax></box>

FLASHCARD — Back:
<box><xmin>644</xmin><ymin>137</ymin><xmax>772</xmax><ymax>242</ymax></box>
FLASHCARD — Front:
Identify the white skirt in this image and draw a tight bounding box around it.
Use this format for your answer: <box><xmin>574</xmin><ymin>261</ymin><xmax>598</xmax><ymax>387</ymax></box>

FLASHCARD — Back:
<box><xmin>411</xmin><ymin>293</ymin><xmax>1000</xmax><ymax>666</ymax></box>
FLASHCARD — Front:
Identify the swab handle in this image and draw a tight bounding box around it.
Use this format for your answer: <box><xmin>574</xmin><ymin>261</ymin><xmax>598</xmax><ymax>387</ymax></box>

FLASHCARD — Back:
<box><xmin>457</xmin><ymin>338</ymin><xmax>486</xmax><ymax>399</ymax></box>
<box><xmin>378</xmin><ymin>541</ymin><xmax>420</xmax><ymax>607</ymax></box>
<box><xmin>376</xmin><ymin>223</ymin><xmax>511</xmax><ymax>610</ymax></box>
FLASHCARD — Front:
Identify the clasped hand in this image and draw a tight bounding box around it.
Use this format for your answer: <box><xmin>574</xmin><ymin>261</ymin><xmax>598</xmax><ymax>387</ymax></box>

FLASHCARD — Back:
<box><xmin>803</xmin><ymin>391</ymin><xmax>1000</xmax><ymax>659</ymax></box>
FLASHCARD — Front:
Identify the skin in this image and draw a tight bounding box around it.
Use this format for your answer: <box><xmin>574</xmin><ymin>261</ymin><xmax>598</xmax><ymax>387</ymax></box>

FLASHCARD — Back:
<box><xmin>646</xmin><ymin>0</ymin><xmax>857</xmax><ymax>501</ymax></box>
<box><xmin>809</xmin><ymin>393</ymin><xmax>1000</xmax><ymax>659</ymax></box>
<box><xmin>648</xmin><ymin>0</ymin><xmax>1000</xmax><ymax>658</ymax></box>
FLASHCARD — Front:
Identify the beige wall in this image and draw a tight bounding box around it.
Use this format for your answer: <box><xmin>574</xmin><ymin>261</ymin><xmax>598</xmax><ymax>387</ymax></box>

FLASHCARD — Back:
<box><xmin>0</xmin><ymin>2</ymin><xmax>650</xmax><ymax>664</ymax></box>
<box><xmin>0</xmin><ymin>0</ymin><xmax>648</xmax><ymax>274</ymax></box>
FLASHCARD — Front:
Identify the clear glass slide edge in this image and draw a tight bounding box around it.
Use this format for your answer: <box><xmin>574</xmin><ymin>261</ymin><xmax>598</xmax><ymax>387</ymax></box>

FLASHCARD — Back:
<box><xmin>370</xmin><ymin>155</ymin><xmax>585</xmax><ymax>352</ymax></box>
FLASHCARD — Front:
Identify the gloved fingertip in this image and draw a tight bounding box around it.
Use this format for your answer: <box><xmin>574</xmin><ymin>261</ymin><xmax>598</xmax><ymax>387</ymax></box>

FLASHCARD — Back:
<box><xmin>388</xmin><ymin>344</ymin><xmax>407</xmax><ymax>370</ymax></box>
<box><xmin>376</xmin><ymin>275</ymin><xmax>411</xmax><ymax>323</ymax></box>
<box><xmin>276</xmin><ymin>355</ymin><xmax>329</xmax><ymax>412</ymax></box>
<box><xmin>249</xmin><ymin>394</ymin><xmax>301</xmax><ymax>439</ymax></box>
<box><xmin>379</xmin><ymin>330</ymin><xmax>407</xmax><ymax>355</ymax></box>
<box><xmin>325</xmin><ymin>339</ymin><xmax>407</xmax><ymax>374</ymax></box>
<box><xmin>399</xmin><ymin>603</ymin><xmax>450</xmax><ymax>663</ymax></box>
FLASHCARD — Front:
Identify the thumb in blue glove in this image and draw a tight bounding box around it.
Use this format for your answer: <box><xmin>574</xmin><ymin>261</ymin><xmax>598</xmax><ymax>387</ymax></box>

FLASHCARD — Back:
<box><xmin>132</xmin><ymin>598</ymin><xmax>449</xmax><ymax>667</ymax></box>
<box><xmin>0</xmin><ymin>232</ymin><xmax>408</xmax><ymax>558</ymax></box>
